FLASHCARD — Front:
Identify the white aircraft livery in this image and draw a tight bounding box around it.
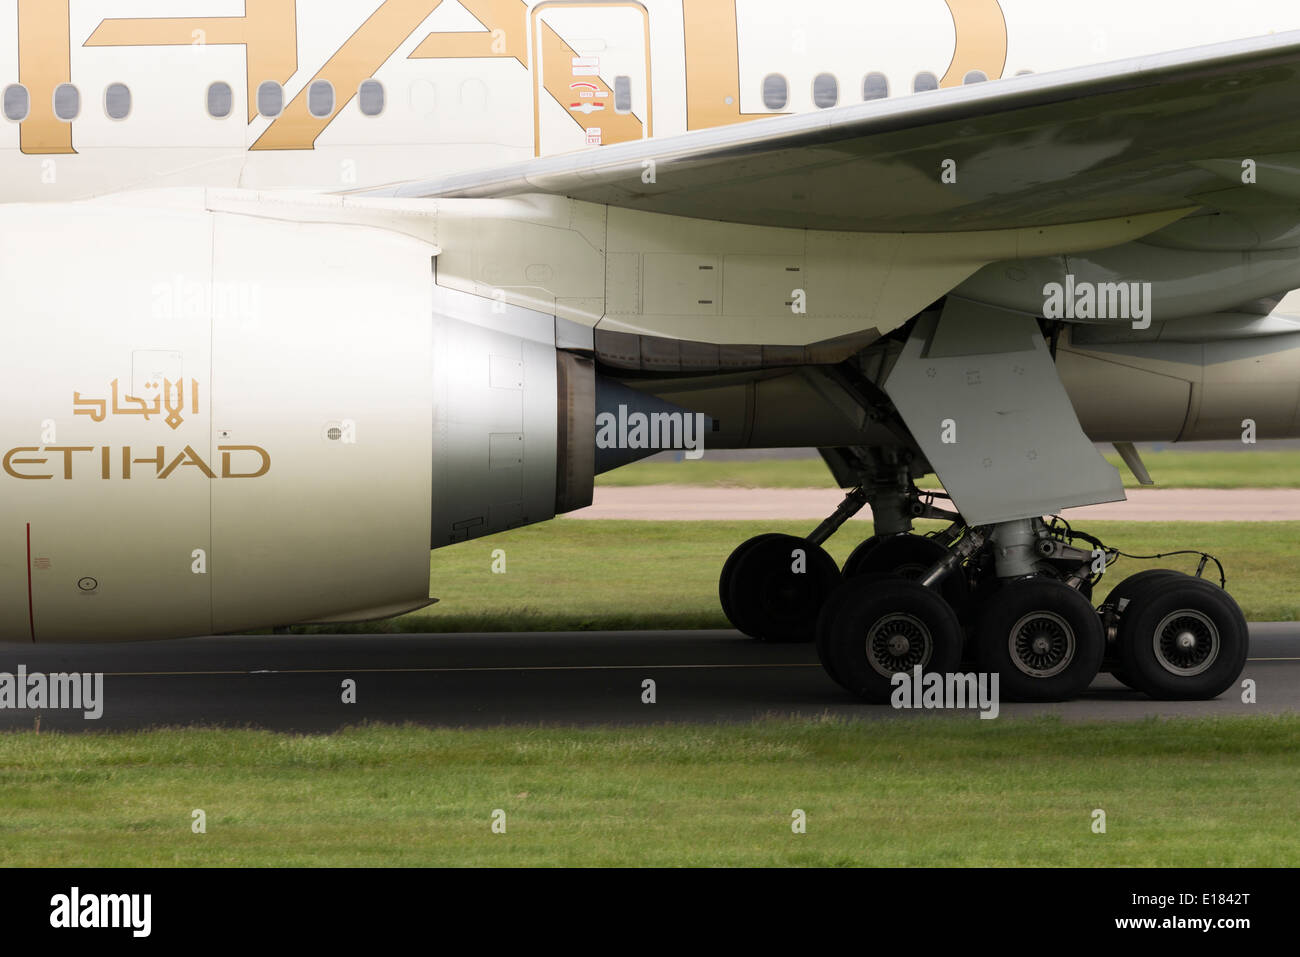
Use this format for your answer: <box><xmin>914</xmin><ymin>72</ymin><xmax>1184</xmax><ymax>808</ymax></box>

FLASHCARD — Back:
<box><xmin>3</xmin><ymin>0</ymin><xmax>1298</xmax><ymax>705</ymax></box>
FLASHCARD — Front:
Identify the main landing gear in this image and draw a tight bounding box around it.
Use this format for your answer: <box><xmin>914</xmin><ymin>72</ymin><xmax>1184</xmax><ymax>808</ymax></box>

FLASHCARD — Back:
<box><xmin>718</xmin><ymin>487</ymin><xmax>1248</xmax><ymax>703</ymax></box>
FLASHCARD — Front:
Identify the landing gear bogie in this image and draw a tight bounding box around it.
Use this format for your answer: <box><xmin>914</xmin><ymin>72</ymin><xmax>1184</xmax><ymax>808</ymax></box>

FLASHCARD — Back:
<box><xmin>715</xmin><ymin>476</ymin><xmax>1247</xmax><ymax>706</ymax></box>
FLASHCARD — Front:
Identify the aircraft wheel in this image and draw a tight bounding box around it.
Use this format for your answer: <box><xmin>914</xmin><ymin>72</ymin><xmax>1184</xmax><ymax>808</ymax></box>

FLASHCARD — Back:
<box><xmin>814</xmin><ymin>572</ymin><xmax>894</xmax><ymax>687</ymax></box>
<box><xmin>976</xmin><ymin>578</ymin><xmax>1104</xmax><ymax>701</ymax></box>
<box><xmin>840</xmin><ymin>535</ymin><xmax>883</xmax><ymax>578</ymax></box>
<box><xmin>719</xmin><ymin>533</ymin><xmax>786</xmax><ymax>625</ymax></box>
<box><xmin>1103</xmin><ymin>569</ymin><xmax>1184</xmax><ymax>611</ymax></box>
<box><xmin>724</xmin><ymin>533</ymin><xmax>840</xmax><ymax>642</ymax></box>
<box><xmin>816</xmin><ymin>578</ymin><xmax>963</xmax><ymax>703</ymax></box>
<box><xmin>1116</xmin><ymin>578</ymin><xmax>1248</xmax><ymax>700</ymax></box>
<box><xmin>1099</xmin><ymin>568</ymin><xmax>1183</xmax><ymax>688</ymax></box>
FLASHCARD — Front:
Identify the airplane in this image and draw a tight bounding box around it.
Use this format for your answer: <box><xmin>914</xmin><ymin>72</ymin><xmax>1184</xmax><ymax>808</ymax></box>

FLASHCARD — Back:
<box><xmin>2</xmin><ymin>0</ymin><xmax>1298</xmax><ymax>706</ymax></box>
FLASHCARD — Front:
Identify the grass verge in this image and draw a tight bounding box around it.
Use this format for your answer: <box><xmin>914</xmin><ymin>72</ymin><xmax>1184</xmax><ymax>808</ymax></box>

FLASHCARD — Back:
<box><xmin>1</xmin><ymin>716</ymin><xmax>1295</xmax><ymax>866</ymax></box>
<box><xmin>290</xmin><ymin>519</ymin><xmax>1300</xmax><ymax>634</ymax></box>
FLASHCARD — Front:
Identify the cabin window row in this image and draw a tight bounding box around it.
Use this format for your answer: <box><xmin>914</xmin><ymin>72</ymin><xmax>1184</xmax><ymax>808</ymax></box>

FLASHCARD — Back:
<box><xmin>1</xmin><ymin>79</ymin><xmax>388</xmax><ymax>122</ymax></box>
<box><xmin>761</xmin><ymin>68</ymin><xmax>1027</xmax><ymax>110</ymax></box>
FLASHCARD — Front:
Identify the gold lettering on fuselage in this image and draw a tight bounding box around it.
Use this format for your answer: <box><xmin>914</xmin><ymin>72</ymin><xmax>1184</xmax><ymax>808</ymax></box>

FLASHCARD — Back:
<box><xmin>939</xmin><ymin>0</ymin><xmax>1008</xmax><ymax>87</ymax></box>
<box><xmin>158</xmin><ymin>445</ymin><xmax>217</xmax><ymax>479</ymax></box>
<box><xmin>17</xmin><ymin>0</ymin><xmax>74</xmax><ymax>155</ymax></box>
<box><xmin>123</xmin><ymin>446</ymin><xmax>165</xmax><ymax>479</ymax></box>
<box><xmin>84</xmin><ymin>0</ymin><xmax>530</xmax><ymax>152</ymax></box>
<box><xmin>252</xmin><ymin>0</ymin><xmax>446</xmax><ymax>151</ymax></box>
<box><xmin>683</xmin><ymin>0</ymin><xmax>758</xmax><ymax>130</ymax></box>
<box><xmin>22</xmin><ymin>0</ymin><xmax>1010</xmax><ymax>155</ymax></box>
<box><xmin>683</xmin><ymin>0</ymin><xmax>1007</xmax><ymax>128</ymax></box>
<box><xmin>43</xmin><ymin>446</ymin><xmax>94</xmax><ymax>479</ymax></box>
<box><xmin>84</xmin><ymin>0</ymin><xmax>299</xmax><ymax>124</ymax></box>
<box><xmin>3</xmin><ymin>448</ymin><xmax>51</xmax><ymax>480</ymax></box>
<box><xmin>1</xmin><ymin>445</ymin><xmax>272</xmax><ymax>480</ymax></box>
<box><xmin>72</xmin><ymin>379</ymin><xmax>200</xmax><ymax>430</ymax></box>
<box><xmin>409</xmin><ymin>0</ymin><xmax>528</xmax><ymax>66</ymax></box>
<box><xmin>36</xmin><ymin>380</ymin><xmax>270</xmax><ymax>479</ymax></box>
<box><xmin>219</xmin><ymin>445</ymin><xmax>272</xmax><ymax>478</ymax></box>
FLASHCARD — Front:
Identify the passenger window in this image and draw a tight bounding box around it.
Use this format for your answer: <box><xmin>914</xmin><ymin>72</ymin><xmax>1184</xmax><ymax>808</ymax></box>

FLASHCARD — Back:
<box><xmin>812</xmin><ymin>73</ymin><xmax>838</xmax><ymax>109</ymax></box>
<box><xmin>257</xmin><ymin>81</ymin><xmax>283</xmax><ymax>118</ymax></box>
<box><xmin>53</xmin><ymin>83</ymin><xmax>80</xmax><ymax>121</ymax></box>
<box><xmin>762</xmin><ymin>73</ymin><xmax>788</xmax><ymax>110</ymax></box>
<box><xmin>207</xmin><ymin>82</ymin><xmax>233</xmax><ymax>118</ymax></box>
<box><xmin>913</xmin><ymin>72</ymin><xmax>938</xmax><ymax>93</ymax></box>
<box><xmin>358</xmin><ymin>79</ymin><xmax>385</xmax><ymax>116</ymax></box>
<box><xmin>308</xmin><ymin>80</ymin><xmax>334</xmax><ymax>118</ymax></box>
<box><xmin>862</xmin><ymin>72</ymin><xmax>889</xmax><ymax>101</ymax></box>
<box><xmin>3</xmin><ymin>84</ymin><xmax>29</xmax><ymax>122</ymax></box>
<box><xmin>963</xmin><ymin>70</ymin><xmax>988</xmax><ymax>84</ymax></box>
<box><xmin>613</xmin><ymin>75</ymin><xmax>632</xmax><ymax>114</ymax></box>
<box><xmin>104</xmin><ymin>82</ymin><xmax>131</xmax><ymax>120</ymax></box>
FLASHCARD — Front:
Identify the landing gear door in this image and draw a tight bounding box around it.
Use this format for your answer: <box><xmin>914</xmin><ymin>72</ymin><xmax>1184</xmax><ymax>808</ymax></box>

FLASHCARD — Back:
<box><xmin>532</xmin><ymin>2</ymin><xmax>652</xmax><ymax>156</ymax></box>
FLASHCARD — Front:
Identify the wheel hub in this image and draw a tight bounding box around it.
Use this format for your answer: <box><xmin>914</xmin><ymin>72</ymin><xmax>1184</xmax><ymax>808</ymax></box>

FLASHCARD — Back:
<box><xmin>1153</xmin><ymin>610</ymin><xmax>1219</xmax><ymax>676</ymax></box>
<box><xmin>866</xmin><ymin>613</ymin><xmax>931</xmax><ymax>677</ymax></box>
<box><xmin>1008</xmin><ymin>611</ymin><xmax>1076</xmax><ymax>678</ymax></box>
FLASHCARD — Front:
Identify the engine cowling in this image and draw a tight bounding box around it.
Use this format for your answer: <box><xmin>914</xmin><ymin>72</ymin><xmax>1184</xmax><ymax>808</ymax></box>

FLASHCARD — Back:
<box><xmin>0</xmin><ymin>195</ymin><xmax>577</xmax><ymax>642</ymax></box>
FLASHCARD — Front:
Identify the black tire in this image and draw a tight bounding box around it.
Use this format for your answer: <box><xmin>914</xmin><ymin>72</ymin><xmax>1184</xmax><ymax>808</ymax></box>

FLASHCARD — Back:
<box><xmin>1101</xmin><ymin>568</ymin><xmax>1184</xmax><ymax>612</ymax></box>
<box><xmin>1116</xmin><ymin>579</ymin><xmax>1248</xmax><ymax>700</ymax></box>
<box><xmin>816</xmin><ymin>578</ymin><xmax>963</xmax><ymax>703</ymax></box>
<box><xmin>841</xmin><ymin>536</ymin><xmax>883</xmax><ymax>579</ymax></box>
<box><xmin>976</xmin><ymin>578</ymin><xmax>1104</xmax><ymax>701</ymax></box>
<box><xmin>719</xmin><ymin>533</ymin><xmax>786</xmax><ymax>626</ymax></box>
<box><xmin>846</xmin><ymin>534</ymin><xmax>968</xmax><ymax>609</ymax></box>
<box><xmin>725</xmin><ymin>533</ymin><xmax>841</xmax><ymax>642</ymax></box>
<box><xmin>1099</xmin><ymin>569</ymin><xmax>1183</xmax><ymax>688</ymax></box>
<box><xmin>814</xmin><ymin>572</ymin><xmax>896</xmax><ymax>687</ymax></box>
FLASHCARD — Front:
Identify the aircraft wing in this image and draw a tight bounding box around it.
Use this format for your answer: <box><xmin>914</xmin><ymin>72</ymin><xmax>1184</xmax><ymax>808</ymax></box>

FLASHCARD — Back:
<box><xmin>362</xmin><ymin>30</ymin><xmax>1300</xmax><ymax>234</ymax></box>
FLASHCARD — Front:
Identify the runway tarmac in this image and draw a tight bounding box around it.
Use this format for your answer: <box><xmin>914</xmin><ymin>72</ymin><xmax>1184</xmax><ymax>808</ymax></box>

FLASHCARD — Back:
<box><xmin>571</xmin><ymin>486</ymin><xmax>1300</xmax><ymax>521</ymax></box>
<box><xmin>1</xmin><ymin>625</ymin><xmax>1295</xmax><ymax>732</ymax></box>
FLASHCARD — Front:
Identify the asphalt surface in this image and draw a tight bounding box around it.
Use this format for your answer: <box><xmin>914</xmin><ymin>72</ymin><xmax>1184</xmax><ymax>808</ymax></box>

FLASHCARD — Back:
<box><xmin>1</xmin><ymin>626</ymin><xmax>1295</xmax><ymax>732</ymax></box>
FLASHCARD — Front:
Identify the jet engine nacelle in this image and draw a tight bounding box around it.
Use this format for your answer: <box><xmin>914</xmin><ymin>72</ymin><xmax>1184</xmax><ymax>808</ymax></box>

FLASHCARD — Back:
<box><xmin>0</xmin><ymin>196</ymin><xmax>577</xmax><ymax>642</ymax></box>
<box><xmin>1059</xmin><ymin>326</ymin><xmax>1300</xmax><ymax>442</ymax></box>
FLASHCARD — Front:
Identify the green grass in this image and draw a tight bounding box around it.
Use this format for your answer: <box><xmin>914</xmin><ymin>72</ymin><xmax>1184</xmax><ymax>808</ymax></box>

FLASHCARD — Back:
<box><xmin>1</xmin><ymin>717</ymin><xmax>1295</xmax><ymax>866</ymax></box>
<box><xmin>292</xmin><ymin>519</ymin><xmax>1300</xmax><ymax>634</ymax></box>
<box><xmin>596</xmin><ymin>450</ymin><xmax>1300</xmax><ymax>489</ymax></box>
